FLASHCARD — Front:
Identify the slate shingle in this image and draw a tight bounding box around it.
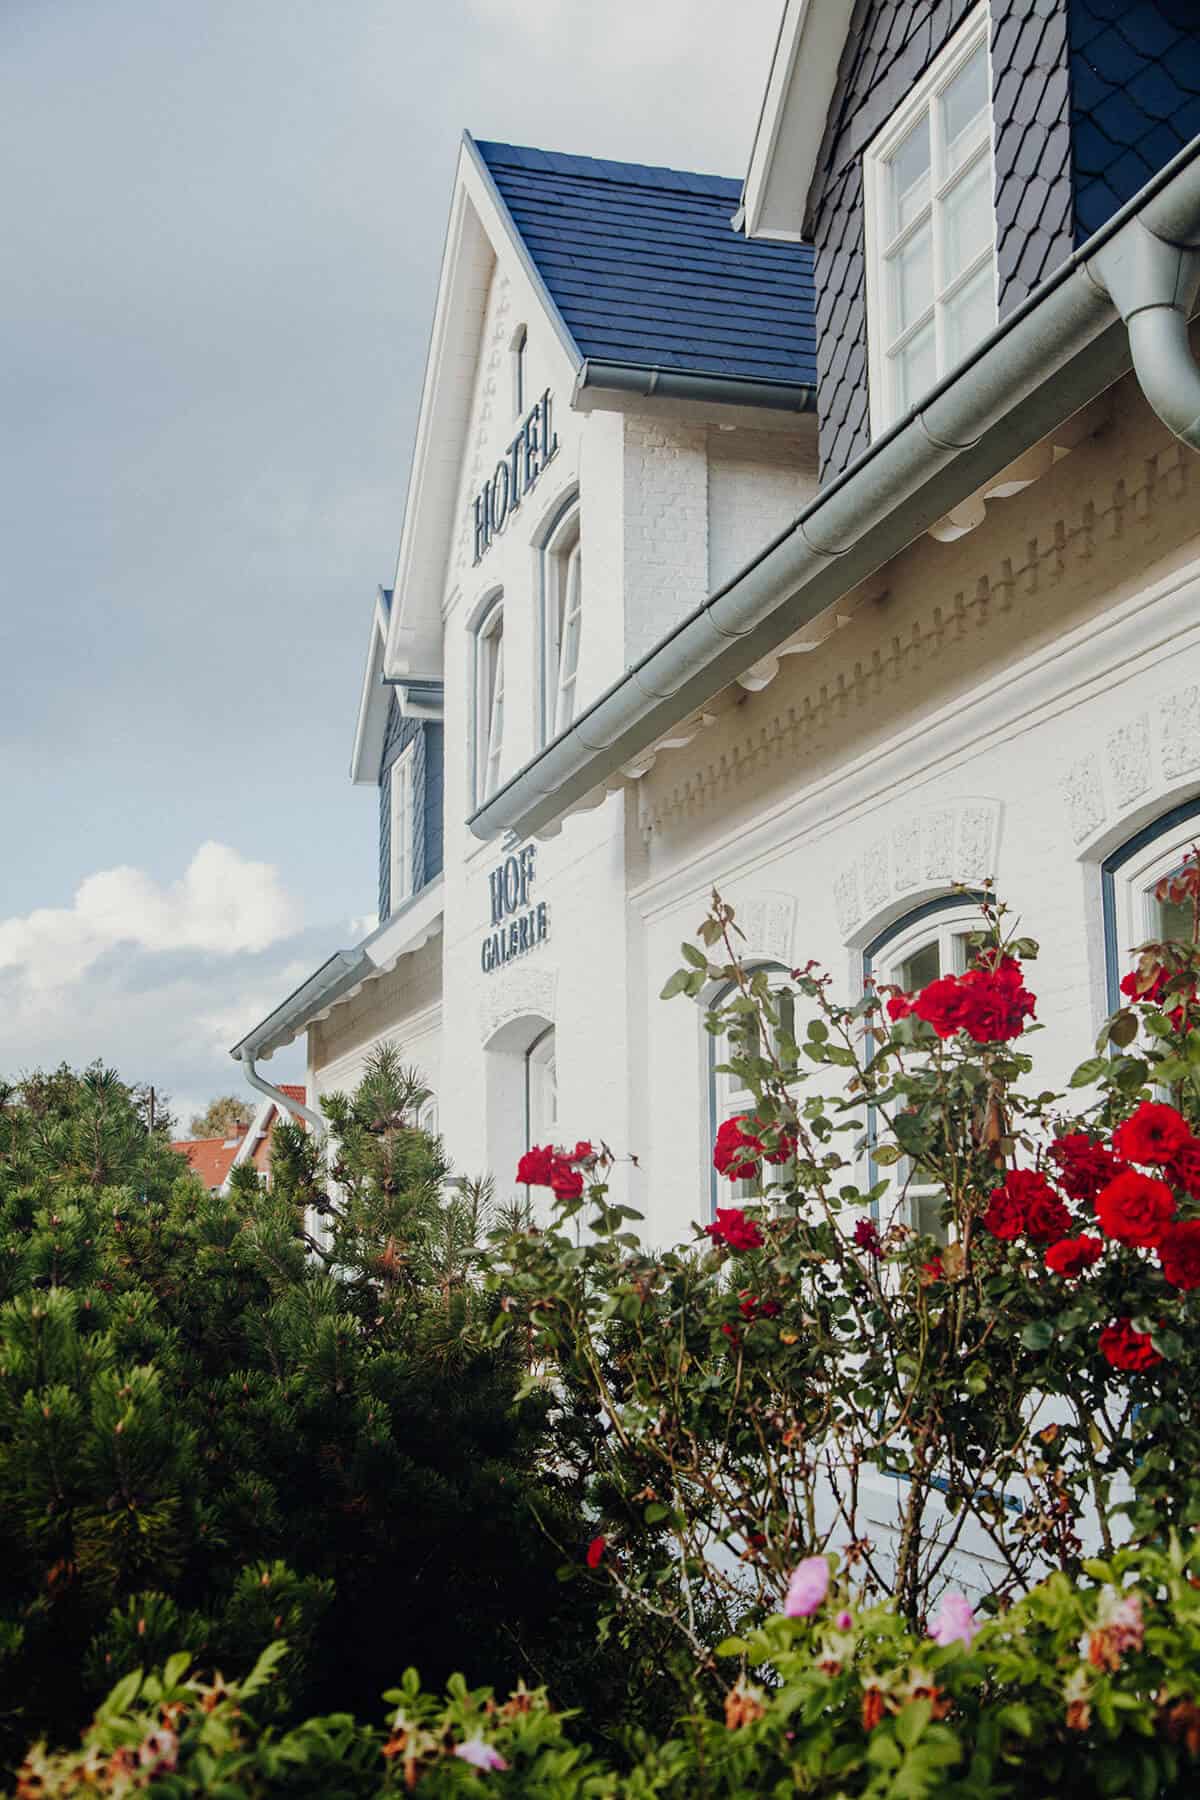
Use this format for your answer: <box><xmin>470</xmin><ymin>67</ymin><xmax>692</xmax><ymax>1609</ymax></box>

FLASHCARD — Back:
<box><xmin>474</xmin><ymin>140</ymin><xmax>817</xmax><ymax>393</ymax></box>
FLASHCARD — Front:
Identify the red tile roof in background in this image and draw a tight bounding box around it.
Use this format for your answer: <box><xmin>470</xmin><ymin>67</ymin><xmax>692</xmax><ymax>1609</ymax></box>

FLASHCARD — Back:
<box><xmin>172</xmin><ymin>1135</ymin><xmax>243</xmax><ymax>1191</ymax></box>
<box><xmin>171</xmin><ymin>1087</ymin><xmax>306</xmax><ymax>1191</ymax></box>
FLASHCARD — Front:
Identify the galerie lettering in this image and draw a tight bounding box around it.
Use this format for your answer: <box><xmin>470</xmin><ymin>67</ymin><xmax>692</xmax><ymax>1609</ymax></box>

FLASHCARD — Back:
<box><xmin>481</xmin><ymin>845</ymin><xmax>549</xmax><ymax>974</ymax></box>
<box><xmin>472</xmin><ymin>390</ymin><xmax>558</xmax><ymax>564</ymax></box>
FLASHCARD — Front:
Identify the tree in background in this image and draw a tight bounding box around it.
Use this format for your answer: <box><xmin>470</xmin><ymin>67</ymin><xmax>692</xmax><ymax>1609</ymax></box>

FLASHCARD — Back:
<box><xmin>0</xmin><ymin>1050</ymin><xmax>614</xmax><ymax>1778</ymax></box>
<box><xmin>187</xmin><ymin>1095</ymin><xmax>251</xmax><ymax>1138</ymax></box>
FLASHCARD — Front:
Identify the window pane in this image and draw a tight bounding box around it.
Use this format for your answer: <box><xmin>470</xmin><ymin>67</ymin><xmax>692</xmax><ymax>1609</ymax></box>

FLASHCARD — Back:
<box><xmin>942</xmin><ymin>43</ymin><xmax>989</xmax><ymax>172</ymax></box>
<box><xmin>942</xmin><ymin>153</ymin><xmax>992</xmax><ymax>285</ymax></box>
<box><xmin>891</xmin><ymin>219</ymin><xmax>933</xmax><ymax>334</ymax></box>
<box><xmin>899</xmin><ymin>940</ymin><xmax>940</xmax><ymax>992</ymax></box>
<box><xmin>887</xmin><ymin>118</ymin><xmax>930</xmax><ymax>237</ymax></box>
<box><xmin>894</xmin><ymin>320</ymin><xmax>936</xmax><ymax>410</ymax></box>
<box><xmin>1154</xmin><ymin>891</ymin><xmax>1194</xmax><ymax>948</ymax></box>
<box><xmin>912</xmin><ymin>1187</ymin><xmax>949</xmax><ymax>1245</ymax></box>
<box><xmin>942</xmin><ymin>262</ymin><xmax>995</xmax><ymax>365</ymax></box>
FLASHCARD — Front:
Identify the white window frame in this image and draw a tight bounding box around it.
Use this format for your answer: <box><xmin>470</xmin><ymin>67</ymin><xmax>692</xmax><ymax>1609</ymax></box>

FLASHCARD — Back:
<box><xmin>541</xmin><ymin>507</ymin><xmax>582</xmax><ymax>743</ymax></box>
<box><xmin>866</xmin><ymin>902</ymin><xmax>981</xmax><ymax>1243</ymax></box>
<box><xmin>862</xmin><ymin>4</ymin><xmax>997</xmax><ymax>437</ymax></box>
<box><xmin>707</xmin><ymin>963</ymin><xmax>795</xmax><ymax>1213</ymax></box>
<box><xmin>388</xmin><ymin>741</ymin><xmax>416</xmax><ymax>912</ymax></box>
<box><xmin>474</xmin><ymin>596</ymin><xmax>505</xmax><ymax>805</ymax></box>
<box><xmin>417</xmin><ymin>1093</ymin><xmax>439</xmax><ymax>1137</ymax></box>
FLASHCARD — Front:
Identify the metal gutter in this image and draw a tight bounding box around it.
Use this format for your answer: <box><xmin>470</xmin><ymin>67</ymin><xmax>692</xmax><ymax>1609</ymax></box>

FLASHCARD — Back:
<box><xmin>230</xmin><ymin>951</ymin><xmax>371</xmax><ymax>1065</ymax></box>
<box><xmin>239</xmin><ymin>1060</ymin><xmax>326</xmax><ymax>1141</ymax></box>
<box><xmin>468</xmin><ymin>133</ymin><xmax>1200</xmax><ymax>847</ymax></box>
<box><xmin>574</xmin><ymin>358</ymin><xmax>815</xmax><ymax>414</ymax></box>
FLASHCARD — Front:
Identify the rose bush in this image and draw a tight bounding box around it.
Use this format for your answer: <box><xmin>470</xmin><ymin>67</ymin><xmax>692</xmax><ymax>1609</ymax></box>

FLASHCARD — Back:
<box><xmin>490</xmin><ymin>875</ymin><xmax>1200</xmax><ymax>1688</ymax></box>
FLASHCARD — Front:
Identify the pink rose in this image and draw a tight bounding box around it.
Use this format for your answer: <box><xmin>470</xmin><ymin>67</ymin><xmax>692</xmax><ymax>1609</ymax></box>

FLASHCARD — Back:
<box><xmin>783</xmin><ymin>1555</ymin><xmax>830</xmax><ymax>1617</ymax></box>
<box><xmin>928</xmin><ymin>1591</ymin><xmax>979</xmax><ymax>1647</ymax></box>
<box><xmin>454</xmin><ymin>1738</ymin><xmax>509</xmax><ymax>1771</ymax></box>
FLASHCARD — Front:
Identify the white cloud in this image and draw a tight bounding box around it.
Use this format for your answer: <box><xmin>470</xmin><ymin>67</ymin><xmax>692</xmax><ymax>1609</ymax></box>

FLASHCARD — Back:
<box><xmin>0</xmin><ymin>842</ymin><xmax>300</xmax><ymax>994</ymax></box>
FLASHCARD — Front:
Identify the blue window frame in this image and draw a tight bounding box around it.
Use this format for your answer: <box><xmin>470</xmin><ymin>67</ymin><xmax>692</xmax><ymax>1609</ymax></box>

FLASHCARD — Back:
<box><xmin>1102</xmin><ymin>795</ymin><xmax>1200</xmax><ymax>1011</ymax></box>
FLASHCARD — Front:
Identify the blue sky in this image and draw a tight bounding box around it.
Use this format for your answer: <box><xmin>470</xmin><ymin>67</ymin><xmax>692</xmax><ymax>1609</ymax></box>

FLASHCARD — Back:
<box><xmin>0</xmin><ymin>0</ymin><xmax>780</xmax><ymax>1129</ymax></box>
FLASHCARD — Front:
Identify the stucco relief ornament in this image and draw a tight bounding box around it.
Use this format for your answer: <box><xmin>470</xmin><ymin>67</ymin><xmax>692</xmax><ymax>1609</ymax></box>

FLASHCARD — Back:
<box><xmin>922</xmin><ymin>809</ymin><xmax>956</xmax><ymax>883</ymax></box>
<box><xmin>1160</xmin><ymin>686</ymin><xmax>1200</xmax><ymax>781</ymax></box>
<box><xmin>478</xmin><ymin>966</ymin><xmax>557</xmax><ymax>1046</ymax></box>
<box><xmin>1106</xmin><ymin>715</ymin><xmax>1151</xmax><ymax>807</ymax></box>
<box><xmin>1061</xmin><ymin>754</ymin><xmax>1107</xmax><ymax>845</ymax></box>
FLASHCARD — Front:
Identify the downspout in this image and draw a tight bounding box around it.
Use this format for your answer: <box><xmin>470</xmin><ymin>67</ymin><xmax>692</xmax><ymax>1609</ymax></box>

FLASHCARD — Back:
<box><xmin>1089</xmin><ymin>172</ymin><xmax>1200</xmax><ymax>450</ymax></box>
<box><xmin>237</xmin><ymin>1051</ymin><xmax>327</xmax><ymax>1141</ymax></box>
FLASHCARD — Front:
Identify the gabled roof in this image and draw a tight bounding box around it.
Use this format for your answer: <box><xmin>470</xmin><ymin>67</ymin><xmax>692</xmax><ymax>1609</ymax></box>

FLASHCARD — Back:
<box><xmin>740</xmin><ymin>0</ymin><xmax>858</xmax><ymax>242</ymax></box>
<box><xmin>474</xmin><ymin>139</ymin><xmax>817</xmax><ymax>392</ymax></box>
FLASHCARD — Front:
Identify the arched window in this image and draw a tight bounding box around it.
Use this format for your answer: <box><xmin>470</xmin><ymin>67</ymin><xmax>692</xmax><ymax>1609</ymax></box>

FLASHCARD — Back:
<box><xmin>511</xmin><ymin>325</ymin><xmax>527</xmax><ymax>417</ymax></box>
<box><xmin>706</xmin><ymin>963</ymin><xmax>794</xmax><ymax>1215</ymax></box>
<box><xmin>525</xmin><ymin>1025</ymin><xmax>556</xmax><ymax>1149</ymax></box>
<box><xmin>417</xmin><ymin>1093</ymin><xmax>439</xmax><ymax>1137</ymax></box>
<box><xmin>1103</xmin><ymin>795</ymin><xmax>1200</xmax><ymax>1008</ymax></box>
<box><xmin>540</xmin><ymin>499</ymin><xmax>582</xmax><ymax>742</ymax></box>
<box><xmin>862</xmin><ymin>895</ymin><xmax>984</xmax><ymax>1243</ymax></box>
<box><xmin>473</xmin><ymin>594</ymin><xmax>504</xmax><ymax>804</ymax></box>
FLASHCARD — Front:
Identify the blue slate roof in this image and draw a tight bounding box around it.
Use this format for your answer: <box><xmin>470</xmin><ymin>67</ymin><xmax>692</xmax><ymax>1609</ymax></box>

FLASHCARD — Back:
<box><xmin>1071</xmin><ymin>0</ymin><xmax>1200</xmax><ymax>240</ymax></box>
<box><xmin>473</xmin><ymin>139</ymin><xmax>817</xmax><ymax>392</ymax></box>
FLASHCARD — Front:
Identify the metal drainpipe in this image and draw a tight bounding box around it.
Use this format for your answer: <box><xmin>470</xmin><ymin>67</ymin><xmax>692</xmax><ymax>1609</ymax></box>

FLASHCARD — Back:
<box><xmin>237</xmin><ymin>1051</ymin><xmax>327</xmax><ymax>1141</ymax></box>
<box><xmin>1090</xmin><ymin>167</ymin><xmax>1200</xmax><ymax>450</ymax></box>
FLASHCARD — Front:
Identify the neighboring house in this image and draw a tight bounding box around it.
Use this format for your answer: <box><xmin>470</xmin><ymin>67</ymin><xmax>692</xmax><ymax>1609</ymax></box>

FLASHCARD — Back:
<box><xmin>173</xmin><ymin>1085</ymin><xmax>307</xmax><ymax>1193</ymax></box>
<box><xmin>232</xmin><ymin>3</ymin><xmax>1200</xmax><ymax>1268</ymax></box>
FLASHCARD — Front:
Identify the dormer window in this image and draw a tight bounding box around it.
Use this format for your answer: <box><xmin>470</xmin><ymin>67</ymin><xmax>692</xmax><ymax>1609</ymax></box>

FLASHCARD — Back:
<box><xmin>863</xmin><ymin>7</ymin><xmax>997</xmax><ymax>435</ymax></box>
<box><xmin>511</xmin><ymin>325</ymin><xmax>527</xmax><ymax>418</ymax></box>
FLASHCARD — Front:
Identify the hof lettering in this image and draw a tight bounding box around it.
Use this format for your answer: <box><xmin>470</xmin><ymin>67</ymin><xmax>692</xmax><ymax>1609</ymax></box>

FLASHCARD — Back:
<box><xmin>480</xmin><ymin>845</ymin><xmax>549</xmax><ymax>974</ymax></box>
<box><xmin>472</xmin><ymin>390</ymin><xmax>559</xmax><ymax>564</ymax></box>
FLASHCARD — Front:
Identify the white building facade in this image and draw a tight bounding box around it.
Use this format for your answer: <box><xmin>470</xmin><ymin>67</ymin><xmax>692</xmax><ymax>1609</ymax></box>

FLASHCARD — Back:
<box><xmin>234</xmin><ymin>1</ymin><xmax>1200</xmax><ymax>1260</ymax></box>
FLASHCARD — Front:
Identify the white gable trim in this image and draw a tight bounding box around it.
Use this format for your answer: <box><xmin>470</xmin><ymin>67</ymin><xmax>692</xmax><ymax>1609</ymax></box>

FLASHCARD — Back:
<box><xmin>741</xmin><ymin>0</ymin><xmax>857</xmax><ymax>242</ymax></box>
<box><xmin>380</xmin><ymin>135</ymin><xmax>584</xmax><ymax>694</ymax></box>
<box><xmin>349</xmin><ymin>585</ymin><xmax>392</xmax><ymax>785</ymax></box>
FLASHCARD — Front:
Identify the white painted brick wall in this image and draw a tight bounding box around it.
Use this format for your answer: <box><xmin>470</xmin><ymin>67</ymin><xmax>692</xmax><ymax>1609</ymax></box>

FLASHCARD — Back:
<box><xmin>707</xmin><ymin>425</ymin><xmax>819</xmax><ymax>589</ymax></box>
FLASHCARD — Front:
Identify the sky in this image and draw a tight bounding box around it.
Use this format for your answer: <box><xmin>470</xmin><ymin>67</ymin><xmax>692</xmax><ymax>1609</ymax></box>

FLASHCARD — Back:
<box><xmin>0</xmin><ymin>0</ymin><xmax>783</xmax><ymax>1133</ymax></box>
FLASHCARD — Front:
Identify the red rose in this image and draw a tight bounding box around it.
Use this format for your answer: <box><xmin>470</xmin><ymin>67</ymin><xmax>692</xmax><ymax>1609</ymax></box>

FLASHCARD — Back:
<box><xmin>704</xmin><ymin>1207</ymin><xmax>765</xmax><ymax>1251</ymax></box>
<box><xmin>1099</xmin><ymin>1318</ymin><xmax>1162</xmax><ymax>1371</ymax></box>
<box><xmin>586</xmin><ymin>1534</ymin><xmax>606</xmax><ymax>1568</ymax></box>
<box><xmin>516</xmin><ymin>1144</ymin><xmax>554</xmax><ymax>1186</ymax></box>
<box><xmin>1167</xmin><ymin>1142</ymin><xmax>1200</xmax><ymax>1199</ymax></box>
<box><xmin>919</xmin><ymin>1254</ymin><xmax>944</xmax><ymax>1283</ymax></box>
<box><xmin>912</xmin><ymin>976</ymin><xmax>974</xmax><ymax>1038</ymax></box>
<box><xmin>1121</xmin><ymin>964</ymin><xmax>1170</xmax><ymax>1005</ymax></box>
<box><xmin>1045</xmin><ymin>1233</ymin><xmax>1104</xmax><ymax>1277</ymax></box>
<box><xmin>549</xmin><ymin>1157</ymin><xmax>585</xmax><ymax>1201</ymax></box>
<box><xmin>737</xmin><ymin>1292</ymin><xmax>783</xmax><ymax>1321</ymax></box>
<box><xmin>983</xmin><ymin>1170</ymin><xmax>1070</xmax><ymax>1244</ymax></box>
<box><xmin>1111</xmin><ymin>1102</ymin><xmax>1194</xmax><ymax>1167</ymax></box>
<box><xmin>1158</xmin><ymin>1220</ymin><xmax>1200</xmax><ymax>1289</ymax></box>
<box><xmin>1049</xmin><ymin>1134</ymin><xmax>1128</xmax><ymax>1205</ymax></box>
<box><xmin>1096</xmin><ymin>1170</ymin><xmax>1176</xmax><ymax>1247</ymax></box>
<box><xmin>886</xmin><ymin>992</ymin><xmax>914</xmax><ymax>1022</ymax></box>
<box><xmin>571</xmin><ymin>1140</ymin><xmax>595</xmax><ymax>1162</ymax></box>
<box><xmin>738</xmin><ymin>1293</ymin><xmax>759</xmax><ymax>1320</ymax></box>
<box><xmin>720</xmin><ymin>1323</ymin><xmax>742</xmax><ymax>1347</ymax></box>
<box><xmin>853</xmin><ymin>1217</ymin><xmax>881</xmax><ymax>1256</ymax></box>
<box><xmin>958</xmin><ymin>961</ymin><xmax>1037</xmax><ymax>1044</ymax></box>
<box><xmin>713</xmin><ymin>1116</ymin><xmax>764</xmax><ymax>1182</ymax></box>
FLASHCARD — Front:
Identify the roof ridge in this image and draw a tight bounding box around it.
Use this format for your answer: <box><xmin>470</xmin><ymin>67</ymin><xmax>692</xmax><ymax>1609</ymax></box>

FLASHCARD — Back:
<box><xmin>474</xmin><ymin>138</ymin><xmax>740</xmax><ymax>197</ymax></box>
